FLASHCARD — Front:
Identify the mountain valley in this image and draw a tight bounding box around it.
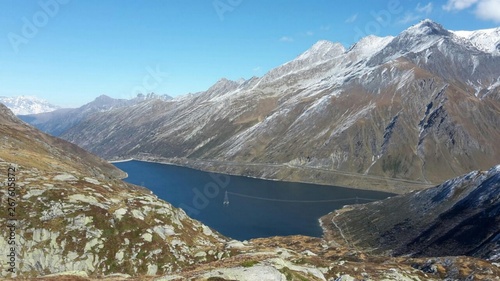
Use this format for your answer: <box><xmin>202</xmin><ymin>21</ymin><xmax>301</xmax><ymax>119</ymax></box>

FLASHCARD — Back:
<box><xmin>0</xmin><ymin>101</ymin><xmax>499</xmax><ymax>279</ymax></box>
<box><xmin>1</xmin><ymin>19</ymin><xmax>499</xmax><ymax>280</ymax></box>
<box><xmin>20</xmin><ymin>20</ymin><xmax>500</xmax><ymax>193</ymax></box>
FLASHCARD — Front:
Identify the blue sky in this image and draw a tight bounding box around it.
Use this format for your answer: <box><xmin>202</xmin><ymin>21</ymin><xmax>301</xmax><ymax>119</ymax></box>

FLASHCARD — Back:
<box><xmin>1</xmin><ymin>0</ymin><xmax>499</xmax><ymax>107</ymax></box>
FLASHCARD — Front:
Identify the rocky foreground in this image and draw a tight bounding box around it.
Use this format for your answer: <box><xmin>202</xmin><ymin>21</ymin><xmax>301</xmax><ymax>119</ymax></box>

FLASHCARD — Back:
<box><xmin>0</xmin><ymin>103</ymin><xmax>228</xmax><ymax>277</ymax></box>
<box><xmin>4</xmin><ymin>233</ymin><xmax>500</xmax><ymax>280</ymax></box>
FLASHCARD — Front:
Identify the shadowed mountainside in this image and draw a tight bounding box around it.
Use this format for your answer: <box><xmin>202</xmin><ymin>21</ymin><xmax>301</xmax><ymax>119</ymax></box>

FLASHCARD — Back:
<box><xmin>321</xmin><ymin>165</ymin><xmax>500</xmax><ymax>262</ymax></box>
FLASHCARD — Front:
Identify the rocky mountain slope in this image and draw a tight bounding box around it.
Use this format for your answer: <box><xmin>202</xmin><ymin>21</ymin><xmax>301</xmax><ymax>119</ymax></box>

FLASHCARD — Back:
<box><xmin>0</xmin><ymin>104</ymin><xmax>125</xmax><ymax>180</ymax></box>
<box><xmin>0</xmin><ymin>95</ymin><xmax>60</xmax><ymax>115</ymax></box>
<box><xmin>19</xmin><ymin>93</ymin><xmax>171</xmax><ymax>136</ymax></box>
<box><xmin>321</xmin><ymin>164</ymin><xmax>500</xmax><ymax>262</ymax></box>
<box><xmin>53</xmin><ymin>20</ymin><xmax>500</xmax><ymax>192</ymax></box>
<box><xmin>1</xmin><ymin>104</ymin><xmax>500</xmax><ymax>280</ymax></box>
<box><xmin>0</xmin><ymin>103</ymin><xmax>228</xmax><ymax>277</ymax></box>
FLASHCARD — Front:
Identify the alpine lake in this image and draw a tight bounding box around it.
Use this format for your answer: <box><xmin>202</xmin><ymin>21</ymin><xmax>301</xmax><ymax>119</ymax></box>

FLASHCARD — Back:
<box><xmin>114</xmin><ymin>160</ymin><xmax>394</xmax><ymax>241</ymax></box>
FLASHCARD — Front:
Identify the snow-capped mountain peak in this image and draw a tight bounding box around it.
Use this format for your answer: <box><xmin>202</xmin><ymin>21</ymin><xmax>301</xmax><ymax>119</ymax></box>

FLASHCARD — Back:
<box><xmin>94</xmin><ymin>94</ymin><xmax>115</xmax><ymax>103</ymax></box>
<box><xmin>0</xmin><ymin>95</ymin><xmax>60</xmax><ymax>115</ymax></box>
<box><xmin>295</xmin><ymin>40</ymin><xmax>345</xmax><ymax>62</ymax></box>
<box><xmin>405</xmin><ymin>19</ymin><xmax>451</xmax><ymax>37</ymax></box>
<box><xmin>260</xmin><ymin>40</ymin><xmax>346</xmax><ymax>85</ymax></box>
<box><xmin>367</xmin><ymin>19</ymin><xmax>457</xmax><ymax>65</ymax></box>
<box><xmin>395</xmin><ymin>19</ymin><xmax>451</xmax><ymax>51</ymax></box>
<box><xmin>23</xmin><ymin>20</ymin><xmax>500</xmax><ymax>196</ymax></box>
<box><xmin>452</xmin><ymin>27</ymin><xmax>500</xmax><ymax>54</ymax></box>
<box><xmin>347</xmin><ymin>35</ymin><xmax>394</xmax><ymax>58</ymax></box>
<box><xmin>209</xmin><ymin>78</ymin><xmax>241</xmax><ymax>90</ymax></box>
<box><xmin>202</xmin><ymin>78</ymin><xmax>243</xmax><ymax>99</ymax></box>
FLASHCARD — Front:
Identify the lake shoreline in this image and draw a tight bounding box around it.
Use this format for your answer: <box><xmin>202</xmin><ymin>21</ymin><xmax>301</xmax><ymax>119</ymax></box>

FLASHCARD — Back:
<box><xmin>108</xmin><ymin>155</ymin><xmax>433</xmax><ymax>194</ymax></box>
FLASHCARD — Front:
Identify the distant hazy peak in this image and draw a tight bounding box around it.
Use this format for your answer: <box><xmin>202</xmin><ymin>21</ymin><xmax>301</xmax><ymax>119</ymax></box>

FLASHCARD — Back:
<box><xmin>215</xmin><ymin>77</ymin><xmax>238</xmax><ymax>84</ymax></box>
<box><xmin>0</xmin><ymin>95</ymin><xmax>60</xmax><ymax>115</ymax></box>
<box><xmin>205</xmin><ymin>78</ymin><xmax>242</xmax><ymax>96</ymax></box>
<box><xmin>94</xmin><ymin>94</ymin><xmax>115</xmax><ymax>102</ymax></box>
<box><xmin>236</xmin><ymin>77</ymin><xmax>246</xmax><ymax>84</ymax></box>
<box><xmin>85</xmin><ymin>95</ymin><xmax>123</xmax><ymax>106</ymax></box>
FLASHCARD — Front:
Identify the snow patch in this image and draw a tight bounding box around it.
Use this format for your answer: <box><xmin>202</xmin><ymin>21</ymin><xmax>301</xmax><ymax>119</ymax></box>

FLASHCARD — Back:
<box><xmin>0</xmin><ymin>95</ymin><xmax>60</xmax><ymax>115</ymax></box>
<box><xmin>452</xmin><ymin>27</ymin><xmax>500</xmax><ymax>54</ymax></box>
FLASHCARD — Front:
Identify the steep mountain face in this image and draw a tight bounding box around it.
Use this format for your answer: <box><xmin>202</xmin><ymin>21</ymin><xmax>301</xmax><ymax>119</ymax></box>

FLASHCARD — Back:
<box><xmin>0</xmin><ymin>104</ymin><xmax>124</xmax><ymax>180</ymax></box>
<box><xmin>56</xmin><ymin>20</ymin><xmax>500</xmax><ymax>192</ymax></box>
<box><xmin>19</xmin><ymin>93</ymin><xmax>171</xmax><ymax>136</ymax></box>
<box><xmin>0</xmin><ymin>95</ymin><xmax>60</xmax><ymax>115</ymax></box>
<box><xmin>321</xmin><ymin>165</ymin><xmax>500</xmax><ymax>262</ymax></box>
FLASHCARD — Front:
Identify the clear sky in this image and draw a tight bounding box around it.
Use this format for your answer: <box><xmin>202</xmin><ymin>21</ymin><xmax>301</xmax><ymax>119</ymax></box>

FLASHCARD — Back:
<box><xmin>1</xmin><ymin>0</ymin><xmax>499</xmax><ymax>107</ymax></box>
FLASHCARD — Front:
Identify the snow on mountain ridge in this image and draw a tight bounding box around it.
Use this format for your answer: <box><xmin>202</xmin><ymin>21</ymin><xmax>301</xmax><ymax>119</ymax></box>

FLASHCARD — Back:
<box><xmin>215</xmin><ymin>20</ymin><xmax>495</xmax><ymax>106</ymax></box>
<box><xmin>39</xmin><ymin>20</ymin><xmax>500</xmax><ymax>194</ymax></box>
<box><xmin>295</xmin><ymin>40</ymin><xmax>346</xmax><ymax>61</ymax></box>
<box><xmin>405</xmin><ymin>19</ymin><xmax>451</xmax><ymax>37</ymax></box>
<box><xmin>288</xmin><ymin>36</ymin><xmax>396</xmax><ymax>99</ymax></box>
<box><xmin>391</xmin><ymin>19</ymin><xmax>451</xmax><ymax>54</ymax></box>
<box><xmin>219</xmin><ymin>20</ymin><xmax>499</xmax><ymax>103</ymax></box>
<box><xmin>202</xmin><ymin>78</ymin><xmax>243</xmax><ymax>101</ymax></box>
<box><xmin>347</xmin><ymin>35</ymin><xmax>395</xmax><ymax>59</ymax></box>
<box><xmin>185</xmin><ymin>20</ymin><xmax>499</xmax><ymax>105</ymax></box>
<box><xmin>452</xmin><ymin>27</ymin><xmax>500</xmax><ymax>54</ymax></box>
<box><xmin>0</xmin><ymin>95</ymin><xmax>60</xmax><ymax>115</ymax></box>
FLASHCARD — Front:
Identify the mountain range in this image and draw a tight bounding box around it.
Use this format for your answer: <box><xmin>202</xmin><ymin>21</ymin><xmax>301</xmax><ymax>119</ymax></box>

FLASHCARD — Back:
<box><xmin>1</xmin><ymin>19</ymin><xmax>500</xmax><ymax>280</ymax></box>
<box><xmin>18</xmin><ymin>93</ymin><xmax>172</xmax><ymax>136</ymax></box>
<box><xmin>1</xmin><ymin>100</ymin><xmax>500</xmax><ymax>281</ymax></box>
<box><xmin>0</xmin><ymin>95</ymin><xmax>60</xmax><ymax>115</ymax></box>
<box><xmin>17</xmin><ymin>20</ymin><xmax>499</xmax><ymax>193</ymax></box>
